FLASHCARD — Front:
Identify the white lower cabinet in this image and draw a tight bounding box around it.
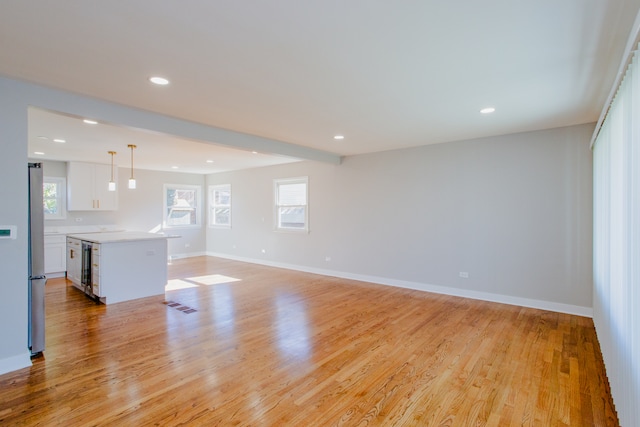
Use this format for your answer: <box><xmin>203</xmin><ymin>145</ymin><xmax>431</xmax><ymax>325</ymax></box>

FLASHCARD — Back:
<box><xmin>91</xmin><ymin>244</ymin><xmax>102</xmax><ymax>297</ymax></box>
<box><xmin>45</xmin><ymin>235</ymin><xmax>67</xmax><ymax>276</ymax></box>
<box><xmin>66</xmin><ymin>237</ymin><xmax>82</xmax><ymax>285</ymax></box>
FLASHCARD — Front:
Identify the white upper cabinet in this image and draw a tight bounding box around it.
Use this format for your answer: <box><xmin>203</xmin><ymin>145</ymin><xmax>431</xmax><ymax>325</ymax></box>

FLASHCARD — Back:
<box><xmin>67</xmin><ymin>162</ymin><xmax>118</xmax><ymax>211</ymax></box>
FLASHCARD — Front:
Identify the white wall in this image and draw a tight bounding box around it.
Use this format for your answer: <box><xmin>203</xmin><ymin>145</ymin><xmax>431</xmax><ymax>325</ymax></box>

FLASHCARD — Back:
<box><xmin>41</xmin><ymin>160</ymin><xmax>206</xmax><ymax>257</ymax></box>
<box><xmin>117</xmin><ymin>168</ymin><xmax>206</xmax><ymax>257</ymax></box>
<box><xmin>0</xmin><ymin>79</ymin><xmax>30</xmax><ymax>373</ymax></box>
<box><xmin>207</xmin><ymin>123</ymin><xmax>594</xmax><ymax>314</ymax></box>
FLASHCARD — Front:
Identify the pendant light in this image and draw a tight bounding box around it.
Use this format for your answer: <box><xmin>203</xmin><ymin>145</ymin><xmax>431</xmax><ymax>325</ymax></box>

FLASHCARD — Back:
<box><xmin>108</xmin><ymin>151</ymin><xmax>117</xmax><ymax>191</ymax></box>
<box><xmin>128</xmin><ymin>144</ymin><xmax>137</xmax><ymax>189</ymax></box>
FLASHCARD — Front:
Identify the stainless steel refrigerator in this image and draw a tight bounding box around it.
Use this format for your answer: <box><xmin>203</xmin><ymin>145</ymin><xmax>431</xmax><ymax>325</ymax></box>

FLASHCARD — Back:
<box><xmin>28</xmin><ymin>163</ymin><xmax>46</xmax><ymax>356</ymax></box>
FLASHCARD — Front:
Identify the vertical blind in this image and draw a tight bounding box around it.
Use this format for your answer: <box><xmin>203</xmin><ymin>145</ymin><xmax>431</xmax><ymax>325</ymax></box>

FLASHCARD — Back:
<box><xmin>592</xmin><ymin>42</ymin><xmax>640</xmax><ymax>427</ymax></box>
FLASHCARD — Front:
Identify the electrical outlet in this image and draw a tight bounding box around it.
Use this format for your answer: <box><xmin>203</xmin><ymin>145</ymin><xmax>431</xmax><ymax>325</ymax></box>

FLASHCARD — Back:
<box><xmin>459</xmin><ymin>272</ymin><xmax>469</xmax><ymax>279</ymax></box>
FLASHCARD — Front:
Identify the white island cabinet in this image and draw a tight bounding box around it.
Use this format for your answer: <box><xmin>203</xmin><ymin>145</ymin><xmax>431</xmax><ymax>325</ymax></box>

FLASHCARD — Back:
<box><xmin>66</xmin><ymin>232</ymin><xmax>168</xmax><ymax>304</ymax></box>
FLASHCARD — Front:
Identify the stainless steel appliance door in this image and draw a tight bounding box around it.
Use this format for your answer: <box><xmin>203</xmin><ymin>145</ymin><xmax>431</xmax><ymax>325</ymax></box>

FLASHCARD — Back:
<box><xmin>81</xmin><ymin>241</ymin><xmax>92</xmax><ymax>294</ymax></box>
<box><xmin>29</xmin><ymin>163</ymin><xmax>45</xmax><ymax>277</ymax></box>
<box><xmin>28</xmin><ymin>163</ymin><xmax>46</xmax><ymax>355</ymax></box>
<box><xmin>29</xmin><ymin>277</ymin><xmax>46</xmax><ymax>354</ymax></box>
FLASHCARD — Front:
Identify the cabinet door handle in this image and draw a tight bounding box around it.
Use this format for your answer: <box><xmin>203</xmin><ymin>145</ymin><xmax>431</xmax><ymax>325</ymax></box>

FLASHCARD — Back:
<box><xmin>70</xmin><ymin>249</ymin><xmax>74</xmax><ymax>259</ymax></box>
<box><xmin>97</xmin><ymin>199</ymin><xmax>100</xmax><ymax>209</ymax></box>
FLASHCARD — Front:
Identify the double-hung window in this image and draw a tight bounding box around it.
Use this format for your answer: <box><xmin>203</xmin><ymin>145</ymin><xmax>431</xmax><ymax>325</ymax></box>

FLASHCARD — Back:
<box><xmin>274</xmin><ymin>177</ymin><xmax>308</xmax><ymax>232</ymax></box>
<box><xmin>209</xmin><ymin>184</ymin><xmax>231</xmax><ymax>228</ymax></box>
<box><xmin>43</xmin><ymin>177</ymin><xmax>66</xmax><ymax>220</ymax></box>
<box><xmin>163</xmin><ymin>184</ymin><xmax>202</xmax><ymax>228</ymax></box>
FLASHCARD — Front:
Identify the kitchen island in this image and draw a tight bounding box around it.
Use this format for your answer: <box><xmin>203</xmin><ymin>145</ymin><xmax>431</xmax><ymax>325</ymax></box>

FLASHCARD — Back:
<box><xmin>66</xmin><ymin>231</ymin><xmax>169</xmax><ymax>304</ymax></box>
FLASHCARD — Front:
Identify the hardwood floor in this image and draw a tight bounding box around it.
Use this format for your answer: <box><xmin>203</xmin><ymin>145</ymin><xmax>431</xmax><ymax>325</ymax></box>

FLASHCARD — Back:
<box><xmin>0</xmin><ymin>256</ymin><xmax>617</xmax><ymax>426</ymax></box>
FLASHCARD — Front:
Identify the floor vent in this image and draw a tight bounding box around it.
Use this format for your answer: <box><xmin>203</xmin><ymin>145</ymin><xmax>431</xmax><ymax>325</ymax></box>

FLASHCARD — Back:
<box><xmin>163</xmin><ymin>300</ymin><xmax>197</xmax><ymax>314</ymax></box>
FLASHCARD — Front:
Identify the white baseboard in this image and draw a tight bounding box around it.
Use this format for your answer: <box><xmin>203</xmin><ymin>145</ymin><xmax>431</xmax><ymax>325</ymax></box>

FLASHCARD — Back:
<box><xmin>46</xmin><ymin>272</ymin><xmax>65</xmax><ymax>279</ymax></box>
<box><xmin>206</xmin><ymin>252</ymin><xmax>593</xmax><ymax>317</ymax></box>
<box><xmin>168</xmin><ymin>251</ymin><xmax>207</xmax><ymax>261</ymax></box>
<box><xmin>0</xmin><ymin>352</ymin><xmax>31</xmax><ymax>376</ymax></box>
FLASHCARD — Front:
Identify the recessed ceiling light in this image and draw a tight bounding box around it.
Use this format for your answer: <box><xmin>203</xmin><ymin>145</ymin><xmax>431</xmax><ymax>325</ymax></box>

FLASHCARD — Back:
<box><xmin>37</xmin><ymin>136</ymin><xmax>48</xmax><ymax>140</ymax></box>
<box><xmin>251</xmin><ymin>151</ymin><xmax>258</xmax><ymax>154</ymax></box>
<box><xmin>34</xmin><ymin>151</ymin><xmax>45</xmax><ymax>155</ymax></box>
<box><xmin>480</xmin><ymin>107</ymin><xmax>496</xmax><ymax>114</ymax></box>
<box><xmin>171</xmin><ymin>166</ymin><xmax>179</xmax><ymax>169</ymax></box>
<box><xmin>83</xmin><ymin>119</ymin><xmax>98</xmax><ymax>125</ymax></box>
<box><xmin>149</xmin><ymin>76</ymin><xmax>170</xmax><ymax>85</ymax></box>
<box><xmin>334</xmin><ymin>135</ymin><xmax>345</xmax><ymax>140</ymax></box>
<box><xmin>206</xmin><ymin>160</ymin><xmax>214</xmax><ymax>163</ymax></box>
<box><xmin>53</xmin><ymin>138</ymin><xmax>66</xmax><ymax>143</ymax></box>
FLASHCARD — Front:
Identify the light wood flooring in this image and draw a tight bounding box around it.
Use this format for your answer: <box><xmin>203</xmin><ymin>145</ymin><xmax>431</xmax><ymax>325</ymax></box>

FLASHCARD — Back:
<box><xmin>0</xmin><ymin>256</ymin><xmax>618</xmax><ymax>426</ymax></box>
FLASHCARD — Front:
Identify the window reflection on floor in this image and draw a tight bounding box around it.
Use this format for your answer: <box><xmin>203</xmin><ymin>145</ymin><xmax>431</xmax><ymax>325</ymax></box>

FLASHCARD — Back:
<box><xmin>275</xmin><ymin>292</ymin><xmax>312</xmax><ymax>360</ymax></box>
<box><xmin>212</xmin><ymin>283</ymin><xmax>235</xmax><ymax>336</ymax></box>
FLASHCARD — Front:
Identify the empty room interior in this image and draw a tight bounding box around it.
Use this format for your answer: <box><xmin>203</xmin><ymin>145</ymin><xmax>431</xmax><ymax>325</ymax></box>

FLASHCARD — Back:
<box><xmin>0</xmin><ymin>2</ymin><xmax>639</xmax><ymax>426</ymax></box>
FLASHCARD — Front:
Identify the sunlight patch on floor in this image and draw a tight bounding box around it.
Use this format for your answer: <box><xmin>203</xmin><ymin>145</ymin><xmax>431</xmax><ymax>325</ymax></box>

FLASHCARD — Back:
<box><xmin>165</xmin><ymin>274</ymin><xmax>242</xmax><ymax>291</ymax></box>
<box><xmin>166</xmin><ymin>279</ymin><xmax>199</xmax><ymax>291</ymax></box>
<box><xmin>188</xmin><ymin>274</ymin><xmax>242</xmax><ymax>286</ymax></box>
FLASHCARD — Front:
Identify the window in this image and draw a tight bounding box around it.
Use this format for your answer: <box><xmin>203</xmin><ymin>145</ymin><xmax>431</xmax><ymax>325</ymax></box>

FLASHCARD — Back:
<box><xmin>163</xmin><ymin>184</ymin><xmax>202</xmax><ymax>228</ymax></box>
<box><xmin>274</xmin><ymin>177</ymin><xmax>308</xmax><ymax>231</ymax></box>
<box><xmin>43</xmin><ymin>177</ymin><xmax>66</xmax><ymax>220</ymax></box>
<box><xmin>209</xmin><ymin>184</ymin><xmax>231</xmax><ymax>228</ymax></box>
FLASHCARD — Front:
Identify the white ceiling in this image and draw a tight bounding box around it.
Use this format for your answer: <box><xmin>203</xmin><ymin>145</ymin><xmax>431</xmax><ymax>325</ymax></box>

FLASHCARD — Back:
<box><xmin>27</xmin><ymin>107</ymin><xmax>300</xmax><ymax>174</ymax></box>
<box><xmin>1</xmin><ymin>1</ymin><xmax>639</xmax><ymax>173</ymax></box>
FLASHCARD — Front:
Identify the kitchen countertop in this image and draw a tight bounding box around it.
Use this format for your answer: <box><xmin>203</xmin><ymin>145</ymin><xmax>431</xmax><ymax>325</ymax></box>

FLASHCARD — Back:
<box><xmin>66</xmin><ymin>231</ymin><xmax>172</xmax><ymax>243</ymax></box>
<box><xmin>44</xmin><ymin>224</ymin><xmax>122</xmax><ymax>235</ymax></box>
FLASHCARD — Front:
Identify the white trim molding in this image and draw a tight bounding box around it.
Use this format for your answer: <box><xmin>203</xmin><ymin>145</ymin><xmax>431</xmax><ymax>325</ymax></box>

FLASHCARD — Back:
<box><xmin>0</xmin><ymin>352</ymin><xmax>32</xmax><ymax>376</ymax></box>
<box><xmin>206</xmin><ymin>253</ymin><xmax>593</xmax><ymax>317</ymax></box>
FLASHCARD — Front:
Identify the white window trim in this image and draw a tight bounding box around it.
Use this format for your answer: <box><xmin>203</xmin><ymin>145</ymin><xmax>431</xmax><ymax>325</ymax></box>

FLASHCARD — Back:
<box><xmin>163</xmin><ymin>184</ymin><xmax>202</xmax><ymax>229</ymax></box>
<box><xmin>209</xmin><ymin>184</ymin><xmax>232</xmax><ymax>229</ymax></box>
<box><xmin>43</xmin><ymin>176</ymin><xmax>67</xmax><ymax>220</ymax></box>
<box><xmin>274</xmin><ymin>176</ymin><xmax>309</xmax><ymax>233</ymax></box>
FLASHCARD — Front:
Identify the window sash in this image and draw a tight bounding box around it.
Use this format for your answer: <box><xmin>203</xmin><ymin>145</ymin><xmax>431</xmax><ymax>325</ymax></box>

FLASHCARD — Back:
<box><xmin>209</xmin><ymin>184</ymin><xmax>231</xmax><ymax>228</ymax></box>
<box><xmin>164</xmin><ymin>184</ymin><xmax>201</xmax><ymax>228</ymax></box>
<box><xmin>43</xmin><ymin>177</ymin><xmax>66</xmax><ymax>220</ymax></box>
<box><xmin>274</xmin><ymin>177</ymin><xmax>308</xmax><ymax>231</ymax></box>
